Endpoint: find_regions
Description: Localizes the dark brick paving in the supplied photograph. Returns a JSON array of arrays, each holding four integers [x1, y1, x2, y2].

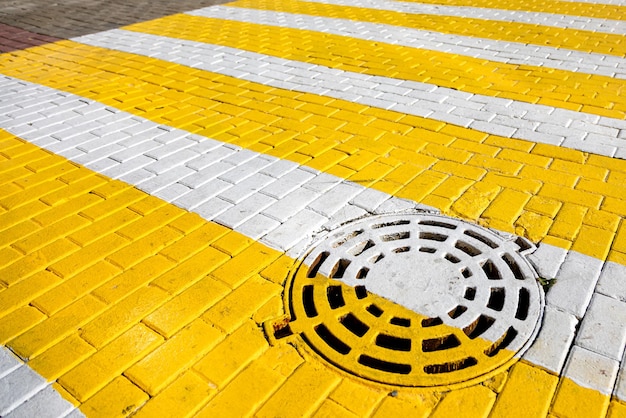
[[0, 0, 232, 45]]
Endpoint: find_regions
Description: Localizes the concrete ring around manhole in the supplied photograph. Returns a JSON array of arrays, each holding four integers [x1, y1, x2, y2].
[[265, 212, 545, 389]]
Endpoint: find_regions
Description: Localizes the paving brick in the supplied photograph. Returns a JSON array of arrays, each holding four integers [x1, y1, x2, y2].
[[3, 384, 75, 418], [576, 293, 626, 361], [78, 376, 148, 418], [0, 365, 47, 416], [58, 324, 163, 402], [193, 321, 268, 388], [126, 319, 224, 396], [28, 334, 96, 381]]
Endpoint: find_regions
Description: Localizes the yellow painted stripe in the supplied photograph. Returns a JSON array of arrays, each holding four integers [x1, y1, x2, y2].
[[125, 13, 626, 119], [397, 0, 626, 21], [225, 0, 626, 57], [1, 42, 625, 265]]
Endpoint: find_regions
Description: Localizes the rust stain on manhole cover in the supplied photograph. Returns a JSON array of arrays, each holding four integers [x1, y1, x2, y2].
[[266, 213, 545, 388]]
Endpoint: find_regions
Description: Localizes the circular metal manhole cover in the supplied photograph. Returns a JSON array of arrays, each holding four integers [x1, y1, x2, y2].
[[271, 213, 544, 388]]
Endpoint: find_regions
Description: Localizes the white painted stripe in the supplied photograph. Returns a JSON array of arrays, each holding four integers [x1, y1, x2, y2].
[[186, 5, 626, 79], [74, 29, 626, 159], [2, 75, 626, 397], [306, 0, 626, 35]]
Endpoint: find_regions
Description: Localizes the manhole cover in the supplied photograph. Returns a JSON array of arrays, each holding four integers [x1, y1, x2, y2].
[[269, 213, 544, 388]]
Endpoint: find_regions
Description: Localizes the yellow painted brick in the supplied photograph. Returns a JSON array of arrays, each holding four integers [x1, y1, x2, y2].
[[151, 246, 229, 294], [252, 294, 284, 324], [35, 193, 102, 225], [13, 163, 77, 189], [203, 275, 282, 333], [482, 189, 531, 226], [431, 176, 474, 200], [52, 382, 80, 407], [483, 173, 542, 194], [539, 183, 603, 209], [194, 321, 268, 388], [0, 247, 22, 269], [80, 285, 169, 348], [340, 150, 380, 171], [28, 334, 96, 381], [167, 212, 206, 234], [468, 155, 522, 175], [551, 378, 610, 418], [587, 154, 626, 174], [608, 400, 626, 418], [210, 242, 281, 288], [0, 200, 48, 232], [578, 178, 624, 201], [520, 165, 578, 188], [0, 220, 40, 248], [106, 226, 181, 269], [433, 160, 485, 181], [550, 159, 607, 181], [532, 143, 586, 164], [91, 179, 134, 199], [48, 233, 128, 279], [0, 270, 61, 317], [549, 203, 588, 241], [431, 385, 496, 418], [212, 231, 255, 257], [450, 182, 501, 221], [133, 370, 215, 418], [0, 306, 46, 345], [93, 255, 174, 303], [68, 208, 141, 247], [126, 319, 224, 396], [79, 376, 149, 418], [608, 250, 626, 265], [584, 209, 621, 232], [39, 176, 106, 207], [372, 394, 435, 418], [423, 143, 472, 163], [0, 239, 78, 286], [59, 324, 163, 402], [13, 215, 91, 254], [143, 276, 230, 338], [33, 261, 119, 316], [255, 363, 341, 417], [572, 225, 614, 260], [525, 196, 561, 218], [603, 197, 626, 216], [490, 362, 558, 418], [260, 254, 294, 285], [614, 222, 626, 254], [116, 204, 185, 241], [451, 138, 499, 156], [329, 379, 386, 417], [9, 294, 106, 359], [314, 400, 356, 418], [78, 188, 145, 221], [516, 211, 553, 243], [398, 170, 448, 203], [195, 358, 284, 418], [347, 161, 395, 187]]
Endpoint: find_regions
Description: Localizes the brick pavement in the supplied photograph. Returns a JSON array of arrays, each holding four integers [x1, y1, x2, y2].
[[1, 0, 626, 416]]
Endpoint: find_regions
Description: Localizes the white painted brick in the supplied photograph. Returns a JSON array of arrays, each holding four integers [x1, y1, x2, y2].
[[0, 348, 21, 379], [261, 168, 316, 199], [450, 107, 496, 122], [119, 168, 156, 184], [302, 172, 342, 193], [109, 141, 160, 163], [563, 345, 619, 395], [261, 209, 329, 251], [596, 262, 626, 303], [527, 244, 568, 280], [561, 138, 617, 157], [598, 117, 626, 130], [185, 147, 238, 171], [514, 128, 563, 145], [180, 162, 235, 189], [195, 197, 233, 221], [145, 138, 196, 159], [390, 104, 433, 119], [174, 178, 232, 210], [546, 251, 604, 318], [491, 115, 539, 130], [0, 365, 47, 416], [570, 120, 620, 136], [102, 155, 154, 180], [323, 205, 369, 230], [350, 188, 393, 212], [136, 166, 195, 194], [221, 148, 261, 166], [4, 385, 75, 418], [154, 183, 192, 204], [218, 173, 275, 204], [307, 183, 364, 217], [427, 111, 472, 127], [237, 213, 282, 240], [144, 149, 200, 175], [260, 159, 298, 178], [470, 121, 517, 137], [375, 197, 421, 214], [262, 188, 321, 222], [523, 305, 578, 374], [576, 293, 626, 360], [214, 193, 277, 228]]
